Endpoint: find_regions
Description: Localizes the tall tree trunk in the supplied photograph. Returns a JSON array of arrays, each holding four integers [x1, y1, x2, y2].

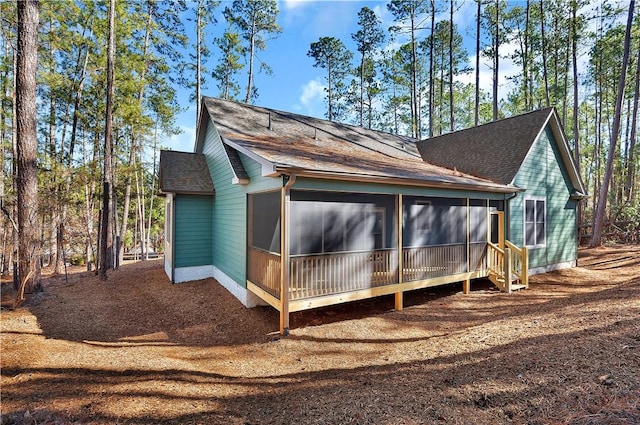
[[359, 50, 364, 127], [411, 13, 419, 138], [82, 133, 96, 270], [591, 0, 635, 247], [100, 0, 116, 278], [448, 1, 454, 132], [245, 28, 255, 103], [524, 0, 530, 110], [571, 0, 582, 240], [327, 62, 333, 121], [492, 0, 499, 121], [146, 124, 159, 250], [474, 0, 481, 126], [428, 0, 435, 137], [562, 12, 569, 126], [16, 0, 41, 293], [11, 43, 18, 288], [540, 0, 550, 107], [196, 0, 202, 123], [625, 46, 640, 202], [119, 4, 152, 264]]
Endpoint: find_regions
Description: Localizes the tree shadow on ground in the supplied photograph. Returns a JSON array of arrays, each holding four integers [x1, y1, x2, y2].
[[2, 316, 639, 424]]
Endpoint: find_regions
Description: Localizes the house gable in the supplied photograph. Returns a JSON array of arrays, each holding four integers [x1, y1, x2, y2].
[[199, 109, 280, 293], [509, 124, 580, 271]]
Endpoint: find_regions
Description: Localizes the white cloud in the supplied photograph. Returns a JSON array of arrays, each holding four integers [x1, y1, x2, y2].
[[296, 78, 325, 117], [282, 0, 315, 10], [456, 39, 519, 102], [167, 125, 197, 153]]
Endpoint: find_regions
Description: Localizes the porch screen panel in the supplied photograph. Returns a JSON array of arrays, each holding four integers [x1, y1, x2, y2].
[[469, 200, 488, 271], [249, 191, 281, 253], [402, 196, 467, 282], [247, 191, 281, 299], [289, 191, 396, 300]]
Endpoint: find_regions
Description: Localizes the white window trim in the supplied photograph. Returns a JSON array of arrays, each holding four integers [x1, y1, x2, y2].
[[523, 196, 546, 248]]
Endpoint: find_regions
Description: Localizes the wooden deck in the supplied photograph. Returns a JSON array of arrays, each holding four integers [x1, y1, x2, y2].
[[247, 241, 529, 315]]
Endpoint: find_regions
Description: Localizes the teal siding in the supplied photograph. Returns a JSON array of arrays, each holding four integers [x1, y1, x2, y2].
[[511, 127, 577, 269], [174, 195, 213, 267], [201, 121, 280, 287]]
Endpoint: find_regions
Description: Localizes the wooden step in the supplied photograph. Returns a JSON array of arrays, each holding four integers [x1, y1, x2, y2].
[[510, 284, 526, 291]]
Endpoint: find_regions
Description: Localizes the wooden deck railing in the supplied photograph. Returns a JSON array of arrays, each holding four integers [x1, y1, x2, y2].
[[247, 247, 281, 298], [469, 242, 487, 272], [487, 241, 528, 291], [487, 242, 505, 279], [289, 249, 396, 300], [402, 243, 466, 282], [250, 241, 527, 303], [505, 240, 528, 288]]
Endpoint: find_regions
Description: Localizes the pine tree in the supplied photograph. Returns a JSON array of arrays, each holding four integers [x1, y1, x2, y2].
[[307, 37, 353, 122], [223, 0, 281, 104], [351, 6, 384, 128], [16, 0, 41, 292], [213, 26, 244, 100]]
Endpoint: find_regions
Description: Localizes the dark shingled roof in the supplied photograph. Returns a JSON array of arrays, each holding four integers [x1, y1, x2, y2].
[[416, 108, 554, 185], [198, 97, 519, 193], [159, 150, 214, 194]]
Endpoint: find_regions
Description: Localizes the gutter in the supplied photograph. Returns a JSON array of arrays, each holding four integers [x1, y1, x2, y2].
[[504, 191, 520, 241]]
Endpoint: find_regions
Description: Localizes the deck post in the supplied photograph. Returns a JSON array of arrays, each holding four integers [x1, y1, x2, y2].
[[464, 198, 470, 294], [463, 279, 471, 294], [504, 247, 512, 293], [395, 194, 403, 311], [522, 246, 528, 288], [280, 173, 295, 335]]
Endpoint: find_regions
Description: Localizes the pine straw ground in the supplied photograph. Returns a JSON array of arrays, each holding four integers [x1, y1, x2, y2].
[[1, 246, 639, 425]]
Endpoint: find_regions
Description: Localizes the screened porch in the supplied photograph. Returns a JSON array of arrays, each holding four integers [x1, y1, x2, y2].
[[245, 189, 525, 333]]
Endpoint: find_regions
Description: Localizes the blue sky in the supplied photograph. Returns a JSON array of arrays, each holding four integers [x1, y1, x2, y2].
[[167, 0, 498, 152], [165, 0, 605, 152]]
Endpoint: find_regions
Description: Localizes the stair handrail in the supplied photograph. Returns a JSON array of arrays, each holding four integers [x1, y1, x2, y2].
[[486, 242, 506, 291], [504, 240, 529, 288]]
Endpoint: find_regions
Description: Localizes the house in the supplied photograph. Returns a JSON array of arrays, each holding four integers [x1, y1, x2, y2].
[[159, 97, 586, 334]]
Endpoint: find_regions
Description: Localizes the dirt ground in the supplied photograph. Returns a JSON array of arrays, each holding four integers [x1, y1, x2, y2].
[[1, 245, 639, 425]]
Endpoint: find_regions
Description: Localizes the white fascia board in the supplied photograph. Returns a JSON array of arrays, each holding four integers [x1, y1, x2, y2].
[[223, 137, 278, 177]]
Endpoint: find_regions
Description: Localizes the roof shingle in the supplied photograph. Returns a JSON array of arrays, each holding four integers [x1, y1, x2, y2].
[[416, 108, 554, 185], [159, 150, 215, 195], [201, 97, 518, 193]]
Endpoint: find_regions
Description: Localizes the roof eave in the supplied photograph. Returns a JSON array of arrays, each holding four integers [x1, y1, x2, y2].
[[570, 190, 589, 200], [160, 189, 215, 196], [274, 166, 522, 194]]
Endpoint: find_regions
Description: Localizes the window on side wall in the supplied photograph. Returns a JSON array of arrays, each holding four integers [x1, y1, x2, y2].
[[524, 198, 546, 247]]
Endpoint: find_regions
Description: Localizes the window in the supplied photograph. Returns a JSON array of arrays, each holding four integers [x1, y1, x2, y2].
[[524, 198, 546, 247], [413, 200, 431, 233]]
